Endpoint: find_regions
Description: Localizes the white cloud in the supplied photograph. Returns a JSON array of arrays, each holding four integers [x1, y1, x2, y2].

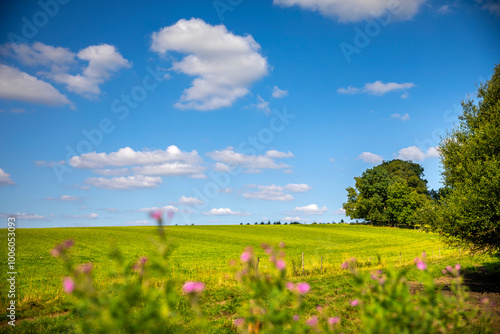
[[477, 0, 500, 16], [0, 64, 71, 106], [203, 208, 250, 216], [93, 168, 129, 176], [214, 162, 231, 172], [358, 152, 384, 164], [272, 85, 288, 98], [50, 44, 131, 96], [62, 213, 99, 219], [100, 208, 119, 213], [338, 81, 415, 96], [273, 0, 427, 22], [85, 175, 162, 190], [0, 212, 50, 220], [292, 204, 328, 215], [333, 208, 346, 215], [151, 18, 268, 110], [0, 168, 15, 186], [283, 216, 302, 221], [207, 147, 293, 172], [35, 160, 66, 167], [219, 187, 233, 193], [70, 146, 205, 177], [124, 220, 150, 225], [396, 146, 439, 161], [391, 113, 410, 121], [437, 5, 451, 14], [337, 86, 359, 94], [285, 183, 312, 193], [177, 196, 204, 206], [47, 195, 81, 201], [255, 95, 270, 113], [242, 183, 310, 201], [138, 205, 179, 213], [1, 42, 76, 72]]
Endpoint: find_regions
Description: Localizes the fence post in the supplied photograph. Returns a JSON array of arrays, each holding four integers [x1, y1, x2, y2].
[[302, 253, 304, 275]]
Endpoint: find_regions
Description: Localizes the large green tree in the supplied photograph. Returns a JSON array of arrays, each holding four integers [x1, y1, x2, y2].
[[343, 159, 430, 226], [436, 63, 500, 252]]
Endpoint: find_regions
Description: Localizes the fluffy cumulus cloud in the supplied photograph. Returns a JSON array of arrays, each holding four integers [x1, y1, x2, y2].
[[338, 81, 415, 96], [292, 204, 328, 215], [0, 168, 15, 186], [151, 18, 268, 110], [283, 216, 302, 221], [207, 148, 293, 173], [85, 175, 162, 190], [242, 183, 311, 201], [177, 196, 204, 206], [333, 208, 346, 215], [50, 44, 131, 96], [273, 0, 427, 22], [203, 208, 250, 216], [358, 152, 384, 164], [396, 146, 439, 161], [272, 85, 288, 98], [0, 64, 71, 106], [391, 113, 410, 121], [70, 145, 205, 178], [0, 42, 76, 72]]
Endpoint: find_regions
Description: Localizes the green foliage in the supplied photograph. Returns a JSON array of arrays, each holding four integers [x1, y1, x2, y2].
[[343, 256, 493, 334], [437, 63, 500, 252], [343, 159, 431, 226]]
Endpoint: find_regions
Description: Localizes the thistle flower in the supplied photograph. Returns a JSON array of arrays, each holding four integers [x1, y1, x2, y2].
[[350, 299, 359, 307], [63, 277, 74, 294], [328, 317, 340, 326], [183, 281, 205, 294], [297, 282, 310, 294], [306, 316, 318, 327]]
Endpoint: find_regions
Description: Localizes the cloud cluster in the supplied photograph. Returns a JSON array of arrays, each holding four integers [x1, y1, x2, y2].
[[0, 168, 15, 186], [391, 113, 410, 121], [338, 81, 415, 96], [0, 212, 49, 220], [207, 148, 293, 173], [85, 175, 162, 190], [273, 0, 427, 22], [272, 85, 288, 98], [62, 213, 99, 219], [292, 204, 328, 215], [242, 183, 311, 201], [0, 42, 130, 106], [0, 64, 71, 106], [358, 152, 384, 164], [396, 146, 439, 161], [151, 18, 268, 110]]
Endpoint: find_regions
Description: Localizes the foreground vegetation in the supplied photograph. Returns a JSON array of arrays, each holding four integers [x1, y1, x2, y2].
[[1, 224, 497, 333]]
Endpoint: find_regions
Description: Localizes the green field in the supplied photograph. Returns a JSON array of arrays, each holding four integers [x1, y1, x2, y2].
[[1, 224, 496, 333]]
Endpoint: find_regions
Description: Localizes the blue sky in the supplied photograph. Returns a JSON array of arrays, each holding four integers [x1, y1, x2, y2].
[[1, 0, 499, 228]]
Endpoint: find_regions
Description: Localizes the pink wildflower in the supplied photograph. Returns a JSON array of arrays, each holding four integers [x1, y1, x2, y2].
[[293, 314, 300, 321], [139, 256, 148, 264], [63, 239, 74, 249], [63, 277, 74, 294], [341, 261, 348, 269], [183, 281, 204, 294], [455, 264, 461, 271], [286, 282, 295, 291], [50, 247, 61, 257], [234, 318, 244, 326], [306, 316, 318, 327], [446, 265, 453, 272], [328, 317, 340, 326], [276, 259, 286, 271], [297, 282, 310, 294], [350, 299, 359, 307], [240, 250, 251, 263], [150, 210, 163, 220], [416, 261, 427, 271], [78, 262, 93, 274]]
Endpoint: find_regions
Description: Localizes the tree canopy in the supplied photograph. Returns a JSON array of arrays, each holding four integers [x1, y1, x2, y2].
[[435, 63, 500, 252], [343, 159, 430, 226]]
